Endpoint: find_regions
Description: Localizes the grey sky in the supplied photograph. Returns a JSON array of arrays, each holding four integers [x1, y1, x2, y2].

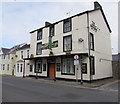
[[1, 0, 118, 54]]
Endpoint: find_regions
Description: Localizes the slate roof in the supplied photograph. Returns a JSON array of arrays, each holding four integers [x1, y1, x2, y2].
[[1, 48, 10, 54]]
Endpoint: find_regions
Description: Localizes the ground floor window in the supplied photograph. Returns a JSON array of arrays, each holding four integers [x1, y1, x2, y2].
[[20, 64, 23, 72], [35, 60, 42, 73], [7, 64, 9, 70], [56, 63, 61, 72], [90, 56, 95, 75], [43, 64, 46, 71], [30, 65, 33, 72], [62, 58, 75, 75], [17, 64, 19, 72], [3, 64, 5, 70]]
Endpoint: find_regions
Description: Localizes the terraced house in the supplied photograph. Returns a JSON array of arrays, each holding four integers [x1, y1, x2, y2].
[[0, 43, 30, 77], [15, 44, 30, 77], [0, 48, 16, 75], [25, 2, 112, 81]]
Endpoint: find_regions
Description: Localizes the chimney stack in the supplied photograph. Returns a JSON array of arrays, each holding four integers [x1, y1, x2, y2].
[[94, 1, 102, 9], [45, 21, 51, 27]]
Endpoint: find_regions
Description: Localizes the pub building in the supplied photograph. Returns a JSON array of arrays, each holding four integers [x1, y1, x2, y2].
[[24, 2, 112, 81]]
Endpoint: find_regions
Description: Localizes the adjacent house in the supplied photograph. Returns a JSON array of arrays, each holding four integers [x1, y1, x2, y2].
[[15, 44, 30, 77], [0, 43, 30, 77], [0, 48, 16, 75], [24, 2, 112, 81]]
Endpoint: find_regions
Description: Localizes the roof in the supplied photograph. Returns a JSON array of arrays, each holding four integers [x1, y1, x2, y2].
[[30, 8, 111, 33], [1, 48, 10, 54], [9, 43, 27, 54], [18, 44, 30, 50]]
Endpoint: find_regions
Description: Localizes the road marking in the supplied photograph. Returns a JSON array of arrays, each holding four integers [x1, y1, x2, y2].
[[95, 80, 120, 89]]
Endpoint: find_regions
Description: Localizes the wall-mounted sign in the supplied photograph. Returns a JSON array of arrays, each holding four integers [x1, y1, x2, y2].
[[90, 21, 100, 32], [74, 60, 79, 65], [74, 55, 79, 60], [81, 63, 87, 74]]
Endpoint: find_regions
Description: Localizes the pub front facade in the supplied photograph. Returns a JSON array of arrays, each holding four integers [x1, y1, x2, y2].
[[25, 2, 112, 81]]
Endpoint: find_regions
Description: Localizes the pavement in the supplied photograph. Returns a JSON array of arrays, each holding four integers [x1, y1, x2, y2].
[[2, 75, 119, 102], [25, 76, 119, 89]]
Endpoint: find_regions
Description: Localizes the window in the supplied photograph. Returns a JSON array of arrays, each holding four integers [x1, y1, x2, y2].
[[17, 64, 19, 72], [3, 64, 5, 70], [62, 58, 75, 75], [53, 41, 58, 48], [20, 64, 23, 72], [35, 60, 42, 73], [37, 30, 42, 40], [63, 19, 72, 33], [43, 64, 46, 71], [7, 64, 9, 70], [36, 42, 42, 55], [30, 65, 33, 72], [2, 55, 5, 59], [8, 55, 10, 59], [90, 33, 94, 51], [63, 35, 72, 52], [21, 51, 23, 59], [81, 63, 87, 74], [27, 50, 29, 58], [56, 63, 60, 72], [90, 56, 95, 75], [49, 25, 54, 37]]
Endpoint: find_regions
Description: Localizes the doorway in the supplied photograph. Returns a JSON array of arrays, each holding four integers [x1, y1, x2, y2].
[[48, 64, 55, 78]]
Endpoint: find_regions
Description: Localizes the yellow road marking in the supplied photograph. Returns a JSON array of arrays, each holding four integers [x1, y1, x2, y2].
[[95, 80, 120, 88]]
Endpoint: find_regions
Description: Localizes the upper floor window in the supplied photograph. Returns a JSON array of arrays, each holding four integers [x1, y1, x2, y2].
[[36, 42, 42, 55], [49, 25, 54, 37], [8, 54, 10, 60], [21, 51, 23, 59], [37, 30, 42, 40], [63, 35, 72, 52], [2, 55, 5, 59], [90, 33, 94, 51], [27, 50, 29, 58], [63, 18, 72, 33]]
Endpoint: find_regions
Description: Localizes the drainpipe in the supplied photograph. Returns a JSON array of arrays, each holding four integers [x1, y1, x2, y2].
[[87, 12, 92, 83]]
